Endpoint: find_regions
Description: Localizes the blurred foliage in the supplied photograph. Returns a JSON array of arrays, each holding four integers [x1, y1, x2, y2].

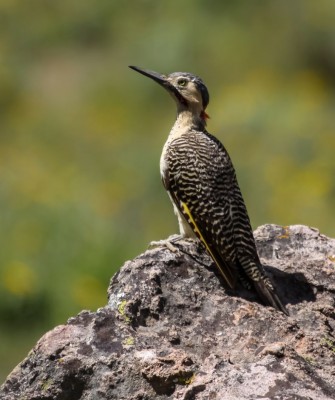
[[0, 0, 334, 383]]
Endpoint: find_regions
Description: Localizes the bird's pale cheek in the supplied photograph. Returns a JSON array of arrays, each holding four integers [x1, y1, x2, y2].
[[186, 94, 200, 103]]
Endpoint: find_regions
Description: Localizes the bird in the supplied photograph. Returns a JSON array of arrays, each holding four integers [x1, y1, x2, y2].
[[129, 65, 288, 315]]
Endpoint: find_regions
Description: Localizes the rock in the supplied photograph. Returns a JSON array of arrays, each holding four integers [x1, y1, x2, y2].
[[1, 224, 335, 400]]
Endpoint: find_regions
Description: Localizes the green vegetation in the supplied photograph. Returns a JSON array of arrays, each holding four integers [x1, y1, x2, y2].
[[1, 0, 334, 383]]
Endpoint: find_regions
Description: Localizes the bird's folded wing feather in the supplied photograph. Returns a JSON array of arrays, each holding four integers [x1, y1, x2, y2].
[[162, 133, 248, 288]]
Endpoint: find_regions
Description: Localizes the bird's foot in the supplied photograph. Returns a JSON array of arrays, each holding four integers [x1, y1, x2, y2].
[[148, 234, 183, 253]]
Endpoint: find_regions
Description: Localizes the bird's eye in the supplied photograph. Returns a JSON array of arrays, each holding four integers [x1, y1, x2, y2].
[[177, 78, 188, 87]]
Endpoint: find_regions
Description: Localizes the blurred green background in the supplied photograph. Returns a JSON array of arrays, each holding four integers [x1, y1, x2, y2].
[[1, 0, 334, 382]]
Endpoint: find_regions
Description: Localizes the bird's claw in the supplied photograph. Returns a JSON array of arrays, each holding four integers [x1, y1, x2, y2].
[[148, 235, 183, 254]]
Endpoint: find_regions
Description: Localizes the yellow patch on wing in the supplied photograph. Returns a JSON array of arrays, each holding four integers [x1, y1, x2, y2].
[[180, 200, 235, 288]]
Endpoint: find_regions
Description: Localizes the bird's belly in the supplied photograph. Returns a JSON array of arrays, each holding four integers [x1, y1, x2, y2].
[[160, 152, 168, 179], [160, 143, 196, 239], [160, 140, 171, 179]]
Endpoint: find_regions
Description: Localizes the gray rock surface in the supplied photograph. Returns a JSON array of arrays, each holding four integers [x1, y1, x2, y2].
[[1, 224, 335, 399]]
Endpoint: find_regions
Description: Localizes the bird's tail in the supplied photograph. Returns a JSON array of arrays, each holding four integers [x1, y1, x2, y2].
[[253, 278, 289, 316]]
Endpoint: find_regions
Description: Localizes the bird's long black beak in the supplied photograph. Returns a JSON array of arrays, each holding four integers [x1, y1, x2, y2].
[[129, 66, 168, 87], [129, 65, 187, 107]]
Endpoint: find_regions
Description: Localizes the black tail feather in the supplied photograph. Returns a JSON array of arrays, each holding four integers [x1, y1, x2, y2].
[[253, 280, 289, 316]]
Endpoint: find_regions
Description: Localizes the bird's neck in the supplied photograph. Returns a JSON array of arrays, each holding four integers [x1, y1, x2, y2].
[[171, 109, 206, 137]]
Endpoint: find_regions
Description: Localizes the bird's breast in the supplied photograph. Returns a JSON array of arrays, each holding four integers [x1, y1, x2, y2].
[[160, 139, 170, 180]]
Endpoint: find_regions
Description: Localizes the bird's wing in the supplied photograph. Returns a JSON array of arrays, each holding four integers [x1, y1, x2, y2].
[[163, 133, 246, 289], [167, 186, 238, 289]]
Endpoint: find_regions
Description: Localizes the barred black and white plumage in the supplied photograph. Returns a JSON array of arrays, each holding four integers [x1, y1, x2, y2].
[[129, 65, 288, 315]]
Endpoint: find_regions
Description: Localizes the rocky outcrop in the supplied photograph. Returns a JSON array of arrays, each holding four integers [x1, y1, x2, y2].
[[1, 224, 335, 399]]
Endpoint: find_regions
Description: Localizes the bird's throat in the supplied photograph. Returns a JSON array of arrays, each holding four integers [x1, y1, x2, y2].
[[172, 110, 206, 137]]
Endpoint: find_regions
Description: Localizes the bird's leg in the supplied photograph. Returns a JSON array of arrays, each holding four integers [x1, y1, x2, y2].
[[149, 234, 199, 258], [149, 205, 199, 253], [148, 234, 184, 253]]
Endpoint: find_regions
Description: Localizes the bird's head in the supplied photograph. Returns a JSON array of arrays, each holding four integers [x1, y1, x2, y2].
[[129, 66, 210, 121]]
